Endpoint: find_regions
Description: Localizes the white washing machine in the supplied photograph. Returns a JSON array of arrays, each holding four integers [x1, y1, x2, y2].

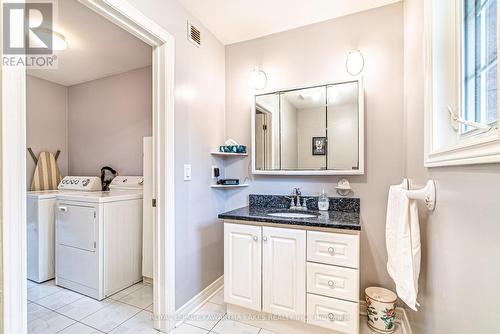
[[27, 177, 102, 283], [55, 176, 143, 300]]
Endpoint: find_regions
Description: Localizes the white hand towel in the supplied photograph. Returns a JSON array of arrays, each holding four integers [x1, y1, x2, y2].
[[385, 180, 421, 311]]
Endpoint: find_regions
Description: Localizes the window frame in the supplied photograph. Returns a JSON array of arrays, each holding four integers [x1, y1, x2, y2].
[[424, 0, 500, 167], [462, 0, 498, 135]]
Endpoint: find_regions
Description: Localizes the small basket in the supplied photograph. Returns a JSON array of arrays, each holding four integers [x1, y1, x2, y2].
[[365, 287, 397, 333], [219, 145, 246, 153]]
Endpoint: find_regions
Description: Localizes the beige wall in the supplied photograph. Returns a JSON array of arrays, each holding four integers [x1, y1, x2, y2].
[[225, 3, 404, 296], [126, 0, 227, 309], [26, 76, 68, 188], [68, 66, 152, 176], [403, 1, 500, 333]]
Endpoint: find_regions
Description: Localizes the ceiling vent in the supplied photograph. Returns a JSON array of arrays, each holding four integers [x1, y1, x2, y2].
[[188, 22, 201, 47]]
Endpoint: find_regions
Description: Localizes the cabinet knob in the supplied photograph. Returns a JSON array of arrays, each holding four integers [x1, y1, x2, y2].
[[328, 313, 335, 321], [253, 236, 258, 241], [328, 247, 335, 254], [262, 236, 268, 242], [328, 280, 335, 287]]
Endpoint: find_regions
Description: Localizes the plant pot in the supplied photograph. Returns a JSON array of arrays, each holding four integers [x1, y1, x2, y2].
[[365, 287, 397, 333]]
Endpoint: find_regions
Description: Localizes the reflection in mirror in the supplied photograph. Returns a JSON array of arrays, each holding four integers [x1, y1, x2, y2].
[[255, 93, 280, 170], [280, 86, 327, 170], [254, 80, 362, 174], [327, 82, 359, 170]]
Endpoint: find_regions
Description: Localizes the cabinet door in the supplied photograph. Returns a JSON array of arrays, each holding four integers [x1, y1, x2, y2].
[[262, 226, 306, 320], [224, 223, 262, 311]]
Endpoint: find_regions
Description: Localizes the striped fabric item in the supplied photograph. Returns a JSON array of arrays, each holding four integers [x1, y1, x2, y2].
[[31, 151, 63, 191]]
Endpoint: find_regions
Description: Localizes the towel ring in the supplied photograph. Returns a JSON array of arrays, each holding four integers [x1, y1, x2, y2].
[[406, 180, 436, 211]]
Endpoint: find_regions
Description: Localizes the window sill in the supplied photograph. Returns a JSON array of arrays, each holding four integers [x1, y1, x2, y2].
[[425, 133, 500, 167]]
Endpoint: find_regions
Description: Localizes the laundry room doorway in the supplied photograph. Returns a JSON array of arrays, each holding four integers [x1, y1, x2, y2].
[[1, 1, 176, 333]]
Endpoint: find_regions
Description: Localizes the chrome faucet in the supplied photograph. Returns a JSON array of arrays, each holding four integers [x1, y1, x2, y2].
[[289, 188, 309, 211]]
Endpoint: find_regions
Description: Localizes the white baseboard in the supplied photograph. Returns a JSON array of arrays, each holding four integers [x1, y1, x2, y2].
[[174, 275, 224, 328], [359, 300, 413, 334], [174, 278, 413, 334]]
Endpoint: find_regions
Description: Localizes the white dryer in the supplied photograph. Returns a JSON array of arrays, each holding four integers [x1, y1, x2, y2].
[[55, 176, 143, 300], [27, 177, 102, 283]]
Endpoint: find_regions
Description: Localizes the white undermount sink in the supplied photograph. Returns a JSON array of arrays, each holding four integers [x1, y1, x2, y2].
[[267, 212, 317, 219]]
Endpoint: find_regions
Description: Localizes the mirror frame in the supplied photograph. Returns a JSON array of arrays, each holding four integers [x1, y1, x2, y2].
[[251, 78, 365, 176]]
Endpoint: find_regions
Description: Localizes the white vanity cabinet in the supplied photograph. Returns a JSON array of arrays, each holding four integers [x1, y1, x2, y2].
[[262, 226, 306, 319], [224, 221, 361, 334], [224, 223, 262, 311], [224, 223, 306, 316]]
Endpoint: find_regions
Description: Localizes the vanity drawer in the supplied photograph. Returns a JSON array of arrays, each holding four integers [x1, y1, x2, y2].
[[307, 293, 359, 334], [307, 231, 359, 268], [307, 262, 359, 302]]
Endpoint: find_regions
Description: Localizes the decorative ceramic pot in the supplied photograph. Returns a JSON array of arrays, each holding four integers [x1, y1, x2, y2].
[[365, 287, 397, 333]]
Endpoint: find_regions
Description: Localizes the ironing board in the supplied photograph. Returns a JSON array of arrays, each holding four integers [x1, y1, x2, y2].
[[28, 148, 62, 191]]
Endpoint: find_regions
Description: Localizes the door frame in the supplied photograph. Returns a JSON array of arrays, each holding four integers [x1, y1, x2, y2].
[[1, 0, 176, 332]]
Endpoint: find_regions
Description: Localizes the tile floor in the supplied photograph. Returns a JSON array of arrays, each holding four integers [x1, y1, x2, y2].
[[171, 290, 404, 334], [27, 279, 155, 334], [27, 282, 403, 334]]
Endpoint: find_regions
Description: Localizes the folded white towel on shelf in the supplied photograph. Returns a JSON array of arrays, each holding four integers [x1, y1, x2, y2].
[[385, 179, 421, 311]]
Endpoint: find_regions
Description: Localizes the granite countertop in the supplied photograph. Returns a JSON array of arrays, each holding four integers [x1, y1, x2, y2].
[[218, 194, 361, 231]]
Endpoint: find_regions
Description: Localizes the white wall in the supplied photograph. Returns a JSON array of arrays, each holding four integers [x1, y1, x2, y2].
[[26, 76, 68, 188], [225, 3, 404, 296], [68, 66, 152, 176], [126, 0, 227, 309], [403, 1, 500, 333]]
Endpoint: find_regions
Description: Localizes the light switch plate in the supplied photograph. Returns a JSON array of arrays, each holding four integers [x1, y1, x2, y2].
[[184, 164, 192, 181]]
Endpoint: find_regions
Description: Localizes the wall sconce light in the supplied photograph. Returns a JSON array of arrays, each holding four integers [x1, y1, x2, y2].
[[346, 50, 364, 76], [248, 66, 267, 90]]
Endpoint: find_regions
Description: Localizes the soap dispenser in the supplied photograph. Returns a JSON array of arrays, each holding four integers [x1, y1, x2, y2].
[[318, 189, 329, 211]]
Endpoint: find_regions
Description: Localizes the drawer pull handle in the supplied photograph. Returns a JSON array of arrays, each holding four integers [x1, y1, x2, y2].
[[328, 313, 335, 321], [328, 280, 335, 287], [253, 236, 258, 241], [328, 247, 335, 254]]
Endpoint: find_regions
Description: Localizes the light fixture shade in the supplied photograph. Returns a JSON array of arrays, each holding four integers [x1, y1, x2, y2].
[[248, 66, 267, 90], [52, 31, 68, 51], [346, 50, 364, 76], [38, 28, 68, 51]]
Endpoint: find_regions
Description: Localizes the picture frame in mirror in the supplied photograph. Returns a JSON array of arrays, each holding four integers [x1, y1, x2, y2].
[[312, 137, 327, 156]]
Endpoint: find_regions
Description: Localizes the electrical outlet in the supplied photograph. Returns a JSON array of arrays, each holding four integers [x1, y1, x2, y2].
[[184, 164, 192, 181]]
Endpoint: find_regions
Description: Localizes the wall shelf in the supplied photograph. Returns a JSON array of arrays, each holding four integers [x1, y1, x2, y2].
[[210, 152, 248, 157], [210, 148, 249, 190], [210, 184, 249, 189]]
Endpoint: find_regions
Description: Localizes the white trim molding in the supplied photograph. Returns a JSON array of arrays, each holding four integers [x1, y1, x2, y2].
[[1, 63, 28, 334], [423, 0, 500, 167], [175, 276, 224, 328], [79, 1, 177, 332], [2, 0, 176, 332]]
